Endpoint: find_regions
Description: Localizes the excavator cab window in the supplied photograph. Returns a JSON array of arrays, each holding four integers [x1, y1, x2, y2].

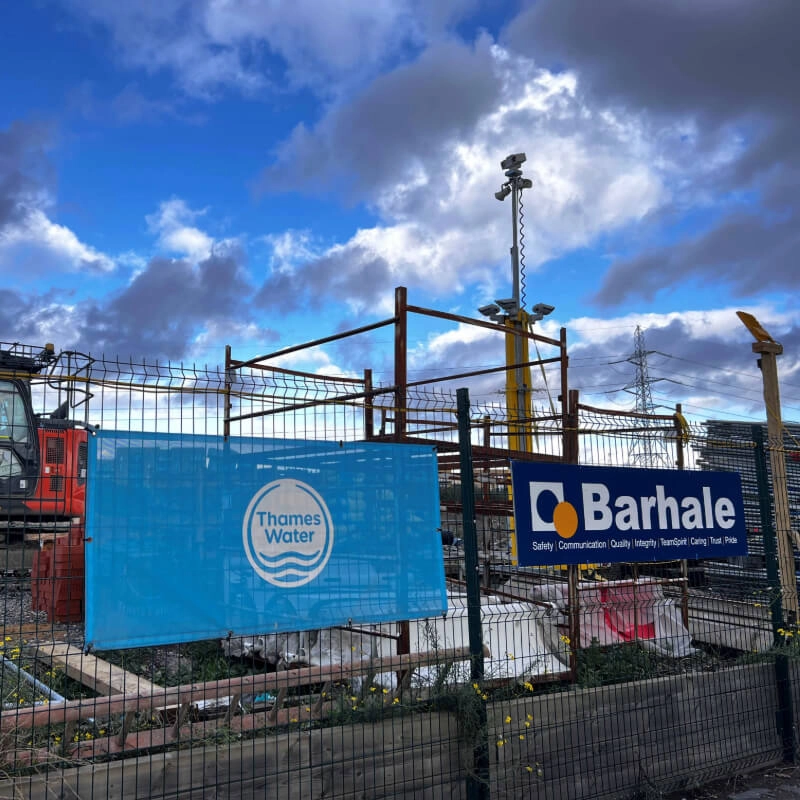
[[0, 380, 35, 478], [0, 381, 31, 444]]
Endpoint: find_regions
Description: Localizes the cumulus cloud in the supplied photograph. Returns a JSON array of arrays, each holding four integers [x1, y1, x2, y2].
[[0, 120, 114, 275], [76, 252, 254, 359], [146, 198, 235, 264], [257, 42, 667, 314], [1, 209, 114, 273], [59, 0, 480, 96], [508, 0, 800, 306]]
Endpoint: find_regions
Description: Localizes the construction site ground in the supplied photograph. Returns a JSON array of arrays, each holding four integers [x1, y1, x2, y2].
[[666, 764, 800, 799]]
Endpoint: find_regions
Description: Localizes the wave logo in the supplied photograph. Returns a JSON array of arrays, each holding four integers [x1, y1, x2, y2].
[[529, 482, 579, 539], [243, 480, 334, 588]]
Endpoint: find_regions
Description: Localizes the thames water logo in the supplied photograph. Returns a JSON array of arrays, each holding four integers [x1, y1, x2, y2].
[[243, 480, 334, 588]]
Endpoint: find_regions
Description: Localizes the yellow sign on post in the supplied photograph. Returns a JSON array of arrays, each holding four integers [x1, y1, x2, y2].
[[736, 310, 775, 343]]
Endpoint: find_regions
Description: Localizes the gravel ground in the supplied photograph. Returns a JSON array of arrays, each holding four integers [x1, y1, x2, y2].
[[0, 580, 84, 644]]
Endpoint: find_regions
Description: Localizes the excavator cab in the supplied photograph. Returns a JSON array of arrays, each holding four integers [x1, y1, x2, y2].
[[0, 350, 46, 509]]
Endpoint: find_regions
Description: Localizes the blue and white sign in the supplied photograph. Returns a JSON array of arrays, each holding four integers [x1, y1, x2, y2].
[[511, 462, 748, 566], [85, 432, 447, 650]]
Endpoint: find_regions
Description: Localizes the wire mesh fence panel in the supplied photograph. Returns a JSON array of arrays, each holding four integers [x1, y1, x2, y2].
[[448, 403, 800, 799], [2, 343, 800, 798]]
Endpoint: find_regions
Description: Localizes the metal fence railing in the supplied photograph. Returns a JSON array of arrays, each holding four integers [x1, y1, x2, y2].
[[0, 347, 798, 799]]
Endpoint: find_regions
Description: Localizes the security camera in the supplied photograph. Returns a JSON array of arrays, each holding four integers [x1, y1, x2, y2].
[[532, 303, 555, 317], [494, 298, 519, 315], [501, 152, 527, 171], [478, 303, 501, 317]]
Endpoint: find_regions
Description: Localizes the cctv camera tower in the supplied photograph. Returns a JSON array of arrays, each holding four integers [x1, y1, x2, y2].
[[495, 154, 535, 454], [627, 325, 670, 467]]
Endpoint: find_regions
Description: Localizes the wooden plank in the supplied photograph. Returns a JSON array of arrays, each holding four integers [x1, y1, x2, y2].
[[5, 645, 476, 732], [34, 643, 164, 698]]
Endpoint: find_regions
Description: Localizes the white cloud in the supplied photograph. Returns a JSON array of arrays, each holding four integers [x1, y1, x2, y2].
[[263, 229, 321, 273], [146, 198, 217, 263], [280, 45, 668, 311], [61, 0, 479, 96], [567, 305, 793, 350], [0, 208, 114, 273]]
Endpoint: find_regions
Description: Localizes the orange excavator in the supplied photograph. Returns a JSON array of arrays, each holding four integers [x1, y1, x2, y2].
[[0, 342, 90, 621]]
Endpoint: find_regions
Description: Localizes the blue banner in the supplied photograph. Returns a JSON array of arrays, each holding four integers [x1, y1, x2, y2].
[[85, 432, 447, 649], [511, 462, 747, 566]]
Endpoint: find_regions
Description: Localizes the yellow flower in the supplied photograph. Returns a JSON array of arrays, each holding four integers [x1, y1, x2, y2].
[[472, 682, 479, 690], [519, 734, 525, 741], [526, 766, 533, 773], [496, 739, 506, 747], [754, 603, 762, 608], [559, 635, 571, 645], [523, 682, 534, 692], [350, 696, 357, 702], [369, 687, 376, 693], [481, 693, 488, 700], [290, 718, 298, 723], [504, 715, 512, 724], [526, 713, 533, 721], [305, 707, 311, 712], [506, 652, 515, 660], [382, 688, 388, 694], [392, 698, 400, 705], [525, 721, 531, 728]]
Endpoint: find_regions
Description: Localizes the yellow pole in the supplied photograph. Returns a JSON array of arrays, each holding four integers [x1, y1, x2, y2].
[[505, 311, 532, 566], [505, 312, 532, 454]]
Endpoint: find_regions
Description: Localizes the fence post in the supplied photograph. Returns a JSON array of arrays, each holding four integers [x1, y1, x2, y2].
[[674, 403, 689, 627], [753, 424, 796, 763], [363, 368, 374, 440], [566, 389, 580, 677], [457, 388, 489, 799], [223, 344, 232, 440]]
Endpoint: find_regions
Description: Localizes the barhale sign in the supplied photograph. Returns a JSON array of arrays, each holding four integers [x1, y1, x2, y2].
[[510, 462, 748, 566]]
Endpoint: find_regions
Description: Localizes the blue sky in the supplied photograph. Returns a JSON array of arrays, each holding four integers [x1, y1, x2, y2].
[[1, 0, 798, 422]]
